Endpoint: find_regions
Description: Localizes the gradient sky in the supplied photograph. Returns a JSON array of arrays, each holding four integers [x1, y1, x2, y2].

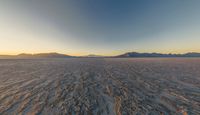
[[0, 0, 200, 56]]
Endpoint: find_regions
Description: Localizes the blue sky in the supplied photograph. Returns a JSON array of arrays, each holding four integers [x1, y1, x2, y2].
[[0, 0, 200, 55]]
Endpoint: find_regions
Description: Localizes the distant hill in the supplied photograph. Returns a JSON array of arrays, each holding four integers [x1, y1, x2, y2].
[[1, 52, 200, 59], [0, 53, 73, 59], [18, 53, 72, 58], [82, 54, 103, 58], [116, 52, 200, 58]]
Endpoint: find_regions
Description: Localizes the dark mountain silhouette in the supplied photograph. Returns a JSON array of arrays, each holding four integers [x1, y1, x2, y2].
[[18, 53, 72, 58], [1, 52, 200, 59], [0, 53, 72, 59], [116, 52, 200, 57], [82, 54, 103, 57]]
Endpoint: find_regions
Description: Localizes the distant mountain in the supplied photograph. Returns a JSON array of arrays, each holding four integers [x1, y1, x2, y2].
[[116, 52, 200, 58], [183, 52, 200, 57], [0, 55, 15, 59], [18, 53, 73, 58], [83, 54, 103, 57], [1, 52, 200, 59], [0, 53, 73, 59]]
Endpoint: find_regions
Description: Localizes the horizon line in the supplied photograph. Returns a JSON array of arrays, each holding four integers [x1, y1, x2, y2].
[[0, 51, 200, 57]]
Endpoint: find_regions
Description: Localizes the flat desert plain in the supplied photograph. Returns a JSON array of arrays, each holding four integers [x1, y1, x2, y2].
[[0, 58, 199, 115]]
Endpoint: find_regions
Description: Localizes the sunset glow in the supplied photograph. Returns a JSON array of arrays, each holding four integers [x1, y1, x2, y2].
[[0, 0, 200, 56]]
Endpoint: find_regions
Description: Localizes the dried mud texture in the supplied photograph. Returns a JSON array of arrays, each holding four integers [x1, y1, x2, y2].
[[0, 58, 200, 115]]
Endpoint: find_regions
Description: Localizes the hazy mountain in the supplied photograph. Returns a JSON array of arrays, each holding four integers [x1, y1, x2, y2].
[[116, 52, 200, 57], [1, 52, 200, 59], [83, 54, 103, 57], [0, 53, 72, 59]]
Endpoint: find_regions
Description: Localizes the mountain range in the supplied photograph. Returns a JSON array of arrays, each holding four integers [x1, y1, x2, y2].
[[0, 52, 200, 58], [0, 53, 73, 59], [116, 52, 200, 58]]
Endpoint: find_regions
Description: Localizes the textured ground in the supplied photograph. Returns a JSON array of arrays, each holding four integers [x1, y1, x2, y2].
[[0, 58, 199, 115]]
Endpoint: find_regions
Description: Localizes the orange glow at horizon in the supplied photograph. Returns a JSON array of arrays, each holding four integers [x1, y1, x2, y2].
[[0, 47, 200, 56], [0, 1, 200, 56]]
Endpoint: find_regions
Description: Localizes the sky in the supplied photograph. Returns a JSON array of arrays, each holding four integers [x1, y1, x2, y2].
[[0, 0, 200, 56]]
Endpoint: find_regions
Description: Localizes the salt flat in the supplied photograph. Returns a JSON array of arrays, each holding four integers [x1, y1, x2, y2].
[[0, 58, 199, 115]]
